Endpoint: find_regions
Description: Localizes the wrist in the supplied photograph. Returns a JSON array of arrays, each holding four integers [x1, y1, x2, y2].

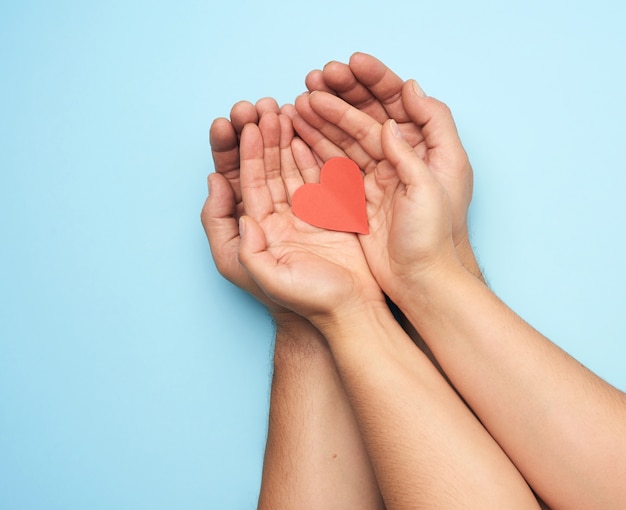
[[272, 312, 331, 365], [454, 235, 485, 283], [312, 298, 398, 349], [382, 249, 463, 311], [271, 309, 311, 332], [394, 259, 473, 326]]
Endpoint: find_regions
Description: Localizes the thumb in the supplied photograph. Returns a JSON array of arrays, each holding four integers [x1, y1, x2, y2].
[[237, 216, 279, 293], [401, 80, 464, 154], [381, 119, 432, 188], [201, 173, 239, 274]]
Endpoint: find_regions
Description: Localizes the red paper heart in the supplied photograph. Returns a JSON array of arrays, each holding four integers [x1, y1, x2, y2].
[[292, 157, 369, 234]]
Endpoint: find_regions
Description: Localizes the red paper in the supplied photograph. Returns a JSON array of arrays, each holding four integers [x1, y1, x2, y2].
[[292, 157, 369, 235]]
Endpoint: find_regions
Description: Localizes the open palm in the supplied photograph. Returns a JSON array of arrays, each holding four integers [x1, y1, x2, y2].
[[291, 53, 473, 249], [237, 117, 383, 320]]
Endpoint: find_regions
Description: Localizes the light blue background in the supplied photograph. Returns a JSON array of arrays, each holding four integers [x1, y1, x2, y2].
[[1, 1, 625, 508]]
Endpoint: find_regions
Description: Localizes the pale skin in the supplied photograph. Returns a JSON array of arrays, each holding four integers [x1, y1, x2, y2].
[[288, 54, 486, 373], [237, 115, 540, 509], [292, 54, 626, 510], [293, 52, 482, 281]]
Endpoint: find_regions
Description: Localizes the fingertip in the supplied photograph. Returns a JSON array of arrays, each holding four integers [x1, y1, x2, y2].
[[348, 51, 368, 66], [290, 134, 308, 153], [238, 215, 247, 238], [389, 119, 403, 139], [295, 91, 311, 107], [348, 52, 382, 84], [321, 60, 345, 77], [240, 122, 254, 137], [209, 117, 237, 151], [239, 122, 264, 161], [306, 90, 329, 109], [237, 215, 253, 260], [381, 119, 404, 158], [231, 101, 258, 132], [255, 97, 280, 116], [321, 60, 356, 91], [305, 69, 330, 92], [381, 119, 423, 181], [407, 79, 427, 98], [382, 118, 407, 147], [281, 104, 299, 124], [237, 215, 267, 271], [305, 68, 321, 81], [204, 172, 231, 206], [258, 109, 279, 129], [295, 92, 324, 124], [201, 173, 236, 242]]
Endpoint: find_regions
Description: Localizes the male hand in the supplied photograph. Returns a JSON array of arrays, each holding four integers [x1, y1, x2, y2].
[[202, 99, 291, 315]]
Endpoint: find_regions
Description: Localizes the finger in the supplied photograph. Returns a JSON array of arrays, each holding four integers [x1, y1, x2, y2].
[[292, 112, 347, 162], [281, 104, 327, 170], [278, 114, 306, 200], [230, 100, 259, 133], [238, 216, 283, 300], [210, 102, 259, 206], [240, 123, 274, 221], [258, 111, 289, 209], [307, 91, 384, 166], [305, 69, 336, 94], [256, 97, 280, 117], [381, 119, 431, 188], [201, 173, 241, 279], [291, 137, 321, 185], [210, 117, 241, 184], [283, 102, 334, 164], [321, 60, 390, 124], [401, 80, 467, 167], [280, 102, 297, 118], [289, 96, 347, 161], [348, 52, 412, 123], [295, 92, 355, 151], [297, 92, 378, 172]]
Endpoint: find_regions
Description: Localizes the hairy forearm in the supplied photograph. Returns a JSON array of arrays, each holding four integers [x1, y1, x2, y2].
[[396, 264, 626, 510], [314, 303, 539, 510], [258, 316, 383, 510]]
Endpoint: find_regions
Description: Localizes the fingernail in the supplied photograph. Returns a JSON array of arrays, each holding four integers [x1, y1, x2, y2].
[[390, 119, 403, 139], [238, 216, 246, 237], [412, 79, 426, 98]]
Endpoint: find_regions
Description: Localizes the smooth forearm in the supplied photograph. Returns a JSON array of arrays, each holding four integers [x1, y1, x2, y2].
[[258, 316, 383, 510], [401, 236, 483, 372], [455, 235, 485, 283], [314, 303, 539, 509], [395, 264, 626, 509]]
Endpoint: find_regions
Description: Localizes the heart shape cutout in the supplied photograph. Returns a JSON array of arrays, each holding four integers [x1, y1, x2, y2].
[[292, 157, 369, 234]]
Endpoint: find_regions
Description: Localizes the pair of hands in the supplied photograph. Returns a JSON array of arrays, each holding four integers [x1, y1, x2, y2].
[[203, 53, 474, 324]]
